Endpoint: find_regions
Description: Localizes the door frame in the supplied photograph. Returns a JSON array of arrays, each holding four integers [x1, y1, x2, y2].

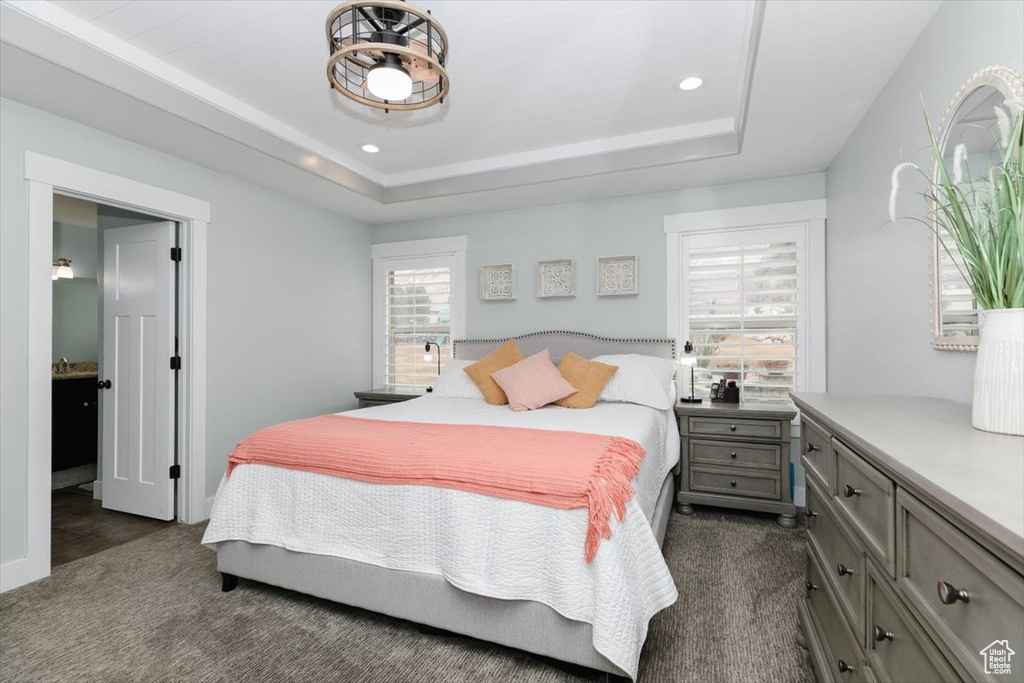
[[6, 151, 209, 591]]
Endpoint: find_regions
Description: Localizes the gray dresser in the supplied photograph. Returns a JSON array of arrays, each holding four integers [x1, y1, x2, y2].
[[793, 393, 1024, 683], [675, 402, 797, 528]]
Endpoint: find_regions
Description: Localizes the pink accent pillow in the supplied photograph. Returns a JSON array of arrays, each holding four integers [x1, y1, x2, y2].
[[490, 349, 578, 412]]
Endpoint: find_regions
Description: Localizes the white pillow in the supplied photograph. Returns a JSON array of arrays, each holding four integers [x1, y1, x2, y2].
[[428, 359, 485, 399], [590, 354, 677, 410]]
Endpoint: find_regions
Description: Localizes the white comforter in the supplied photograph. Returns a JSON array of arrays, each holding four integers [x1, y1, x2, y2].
[[202, 397, 680, 679]]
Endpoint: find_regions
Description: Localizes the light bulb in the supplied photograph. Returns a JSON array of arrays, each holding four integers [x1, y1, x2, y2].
[[367, 61, 412, 101], [423, 353, 433, 362]]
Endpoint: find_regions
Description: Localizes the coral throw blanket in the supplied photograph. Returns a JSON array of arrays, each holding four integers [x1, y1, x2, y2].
[[226, 415, 645, 563]]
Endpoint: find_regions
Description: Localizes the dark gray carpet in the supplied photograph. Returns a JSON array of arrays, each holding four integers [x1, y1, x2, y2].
[[0, 510, 813, 683]]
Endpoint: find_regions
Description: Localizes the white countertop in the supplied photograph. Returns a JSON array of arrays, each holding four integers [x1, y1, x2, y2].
[[792, 393, 1024, 565]]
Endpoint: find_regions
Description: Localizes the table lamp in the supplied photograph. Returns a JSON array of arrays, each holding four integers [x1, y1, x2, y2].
[[679, 340, 702, 404]]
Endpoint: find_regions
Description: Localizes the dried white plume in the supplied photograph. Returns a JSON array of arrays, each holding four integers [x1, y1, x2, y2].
[[994, 105, 1012, 149], [889, 162, 919, 222], [952, 143, 967, 185]]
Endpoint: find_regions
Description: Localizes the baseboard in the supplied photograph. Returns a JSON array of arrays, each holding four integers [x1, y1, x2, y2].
[[0, 554, 47, 593], [204, 496, 216, 520]]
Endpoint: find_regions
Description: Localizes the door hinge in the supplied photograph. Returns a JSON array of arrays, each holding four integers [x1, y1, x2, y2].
[[170, 247, 182, 262], [170, 356, 181, 371], [169, 464, 181, 480]]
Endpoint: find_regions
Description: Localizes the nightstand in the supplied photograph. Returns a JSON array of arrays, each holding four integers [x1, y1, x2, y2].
[[675, 401, 797, 528], [354, 387, 428, 408]]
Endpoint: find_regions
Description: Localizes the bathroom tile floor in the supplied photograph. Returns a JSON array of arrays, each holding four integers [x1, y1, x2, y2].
[[51, 487, 173, 567]]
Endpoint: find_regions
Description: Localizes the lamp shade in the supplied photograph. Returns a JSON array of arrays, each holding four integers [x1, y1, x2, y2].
[[54, 258, 74, 279], [366, 62, 413, 101], [679, 355, 697, 367]]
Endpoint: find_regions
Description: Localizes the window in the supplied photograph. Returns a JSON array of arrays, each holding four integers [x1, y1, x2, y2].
[[935, 234, 979, 339], [372, 237, 467, 388], [666, 201, 826, 404]]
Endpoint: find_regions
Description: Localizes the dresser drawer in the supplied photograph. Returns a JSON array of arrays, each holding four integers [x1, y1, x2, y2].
[[689, 465, 780, 500], [801, 414, 834, 494], [807, 480, 865, 636], [807, 551, 874, 683], [687, 416, 783, 440], [897, 490, 1024, 682], [833, 439, 896, 572], [866, 561, 959, 683], [689, 439, 781, 470]]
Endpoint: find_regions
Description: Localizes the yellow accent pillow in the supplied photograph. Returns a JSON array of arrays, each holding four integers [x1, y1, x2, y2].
[[554, 352, 619, 409], [463, 340, 525, 405]]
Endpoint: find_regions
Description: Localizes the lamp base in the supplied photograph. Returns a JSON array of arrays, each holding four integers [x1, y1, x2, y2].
[[679, 397, 703, 404]]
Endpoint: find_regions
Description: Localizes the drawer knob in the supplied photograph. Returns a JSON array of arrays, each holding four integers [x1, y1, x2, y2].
[[806, 443, 820, 453], [729, 424, 737, 432], [730, 451, 737, 459], [730, 480, 737, 487], [937, 580, 970, 605], [806, 581, 818, 592], [873, 625, 894, 642], [806, 509, 818, 518], [842, 484, 861, 498], [837, 660, 856, 674], [836, 563, 855, 577]]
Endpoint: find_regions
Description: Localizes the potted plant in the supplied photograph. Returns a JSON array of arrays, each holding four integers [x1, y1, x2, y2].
[[890, 98, 1023, 435]]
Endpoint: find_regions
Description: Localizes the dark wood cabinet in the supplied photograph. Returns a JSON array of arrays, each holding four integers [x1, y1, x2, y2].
[[52, 378, 99, 472]]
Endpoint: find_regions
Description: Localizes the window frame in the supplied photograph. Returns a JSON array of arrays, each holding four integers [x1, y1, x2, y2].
[[665, 200, 827, 404], [371, 236, 467, 388]]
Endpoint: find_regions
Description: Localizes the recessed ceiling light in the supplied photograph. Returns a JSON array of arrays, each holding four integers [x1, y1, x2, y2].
[[678, 76, 704, 91], [361, 143, 380, 154]]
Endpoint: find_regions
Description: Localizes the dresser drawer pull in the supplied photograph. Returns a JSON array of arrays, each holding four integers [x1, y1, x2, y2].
[[873, 625, 894, 642], [842, 484, 861, 498], [836, 563, 855, 577], [730, 451, 737, 459], [729, 424, 737, 432], [805, 581, 818, 592], [806, 443, 820, 453], [937, 580, 970, 605], [730, 480, 737, 487], [837, 660, 856, 674]]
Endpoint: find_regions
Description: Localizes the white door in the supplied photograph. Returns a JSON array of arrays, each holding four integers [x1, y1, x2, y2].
[[100, 222, 176, 520]]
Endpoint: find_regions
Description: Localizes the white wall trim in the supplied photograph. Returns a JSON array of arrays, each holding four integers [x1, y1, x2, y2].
[[1, 152, 209, 593], [664, 199, 827, 234], [371, 237, 468, 388], [665, 200, 827, 405]]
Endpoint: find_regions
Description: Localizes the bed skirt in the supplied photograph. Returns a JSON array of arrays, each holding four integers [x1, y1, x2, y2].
[[215, 472, 675, 678]]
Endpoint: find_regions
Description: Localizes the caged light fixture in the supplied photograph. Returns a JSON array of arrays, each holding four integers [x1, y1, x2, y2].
[[326, 0, 450, 113]]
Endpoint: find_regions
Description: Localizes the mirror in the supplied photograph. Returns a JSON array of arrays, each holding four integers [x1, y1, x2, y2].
[[930, 66, 1023, 350]]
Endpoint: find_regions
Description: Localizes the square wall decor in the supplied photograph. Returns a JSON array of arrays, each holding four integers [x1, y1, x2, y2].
[[536, 259, 575, 298], [479, 263, 517, 300], [597, 255, 638, 296]]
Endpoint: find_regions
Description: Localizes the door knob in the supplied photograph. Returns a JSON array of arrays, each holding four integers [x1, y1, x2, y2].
[[97, 379, 111, 390]]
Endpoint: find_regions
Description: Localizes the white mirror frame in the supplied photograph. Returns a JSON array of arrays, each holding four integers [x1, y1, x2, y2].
[[930, 66, 1023, 351]]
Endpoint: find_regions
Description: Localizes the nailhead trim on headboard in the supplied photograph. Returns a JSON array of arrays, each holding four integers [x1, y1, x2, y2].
[[453, 330, 676, 360]]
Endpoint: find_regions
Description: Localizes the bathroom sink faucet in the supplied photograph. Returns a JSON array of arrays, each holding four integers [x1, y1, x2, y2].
[[57, 357, 70, 373]]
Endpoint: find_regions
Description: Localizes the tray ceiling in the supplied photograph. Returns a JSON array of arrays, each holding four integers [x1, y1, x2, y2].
[[0, 0, 941, 222]]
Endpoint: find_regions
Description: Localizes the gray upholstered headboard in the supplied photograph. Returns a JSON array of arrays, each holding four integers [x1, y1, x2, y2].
[[452, 331, 676, 363]]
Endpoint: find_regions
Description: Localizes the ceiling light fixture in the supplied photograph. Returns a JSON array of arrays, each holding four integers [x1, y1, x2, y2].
[[326, 0, 450, 113], [361, 143, 381, 154], [678, 76, 704, 91]]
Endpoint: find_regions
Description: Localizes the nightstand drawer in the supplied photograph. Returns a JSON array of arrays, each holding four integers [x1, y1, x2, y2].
[[688, 416, 783, 440], [897, 489, 1024, 682], [690, 439, 781, 470], [690, 465, 780, 500], [833, 439, 895, 572], [801, 414, 833, 494]]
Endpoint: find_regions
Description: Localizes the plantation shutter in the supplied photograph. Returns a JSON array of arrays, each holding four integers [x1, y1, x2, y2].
[[936, 232, 980, 338], [686, 234, 802, 403], [384, 263, 452, 387]]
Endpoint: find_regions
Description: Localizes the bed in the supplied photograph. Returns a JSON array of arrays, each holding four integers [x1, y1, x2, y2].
[[203, 331, 680, 681]]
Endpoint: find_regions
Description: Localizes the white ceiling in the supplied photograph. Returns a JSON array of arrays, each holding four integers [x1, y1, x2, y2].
[[0, 0, 941, 223]]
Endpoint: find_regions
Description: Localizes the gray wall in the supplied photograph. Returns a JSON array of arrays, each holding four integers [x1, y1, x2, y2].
[[373, 173, 826, 339], [0, 97, 372, 565], [51, 221, 100, 363], [825, 0, 1024, 403]]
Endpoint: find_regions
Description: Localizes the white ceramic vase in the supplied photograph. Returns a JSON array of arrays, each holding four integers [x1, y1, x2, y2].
[[972, 308, 1024, 436]]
